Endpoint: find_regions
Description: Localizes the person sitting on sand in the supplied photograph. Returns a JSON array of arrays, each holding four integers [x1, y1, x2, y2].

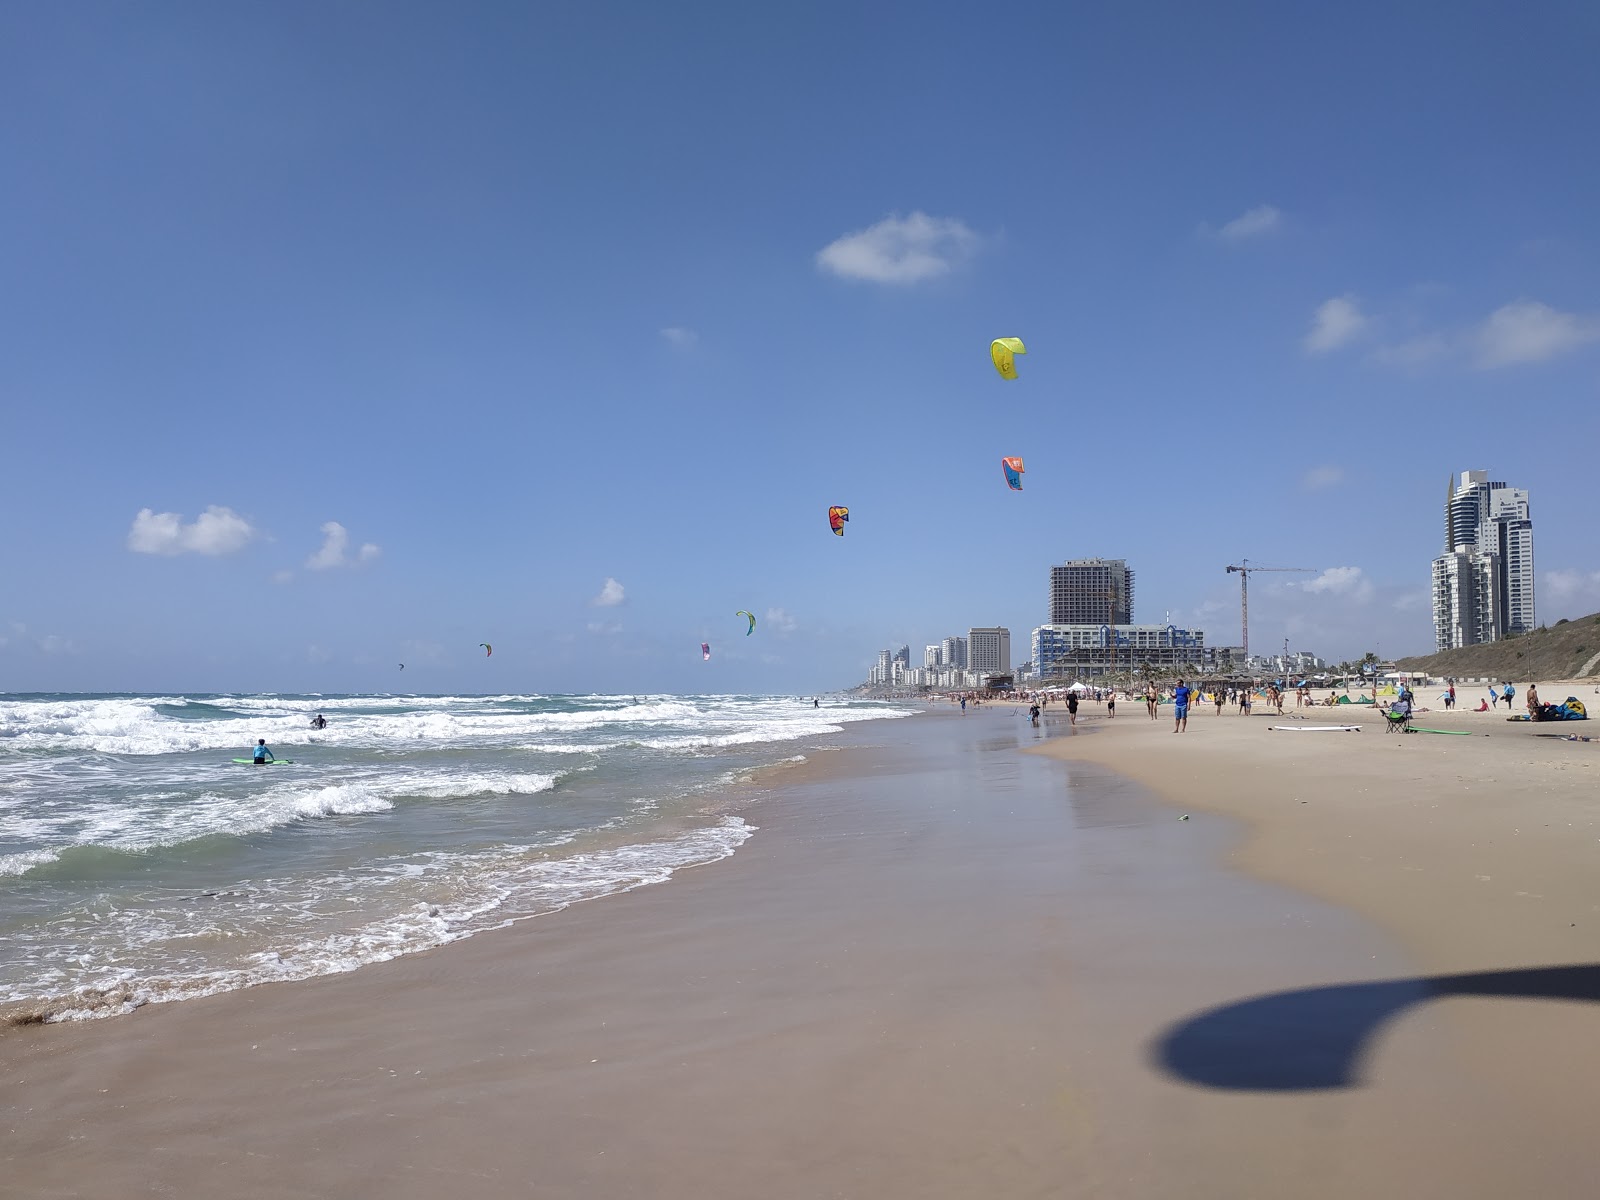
[[1475, 698, 1490, 712]]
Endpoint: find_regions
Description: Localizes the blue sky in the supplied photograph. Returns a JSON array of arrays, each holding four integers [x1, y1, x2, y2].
[[4, 1, 1599, 693]]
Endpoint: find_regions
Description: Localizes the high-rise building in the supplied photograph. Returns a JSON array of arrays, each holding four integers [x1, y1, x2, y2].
[[924, 644, 943, 668], [941, 636, 968, 669], [892, 645, 910, 669], [1431, 470, 1534, 651], [967, 627, 1011, 674], [1049, 559, 1135, 626]]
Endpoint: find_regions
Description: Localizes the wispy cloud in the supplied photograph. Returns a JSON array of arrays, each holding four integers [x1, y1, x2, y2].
[[659, 326, 698, 348], [1474, 300, 1600, 368], [1541, 568, 1600, 619], [1304, 296, 1368, 354], [764, 607, 798, 634], [587, 620, 622, 635], [128, 506, 255, 556], [1300, 465, 1344, 491], [1367, 298, 1600, 371], [306, 521, 380, 570], [591, 577, 625, 607], [1296, 566, 1374, 602], [1207, 204, 1282, 242], [816, 212, 979, 284]]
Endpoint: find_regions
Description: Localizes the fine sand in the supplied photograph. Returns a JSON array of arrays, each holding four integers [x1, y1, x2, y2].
[[4, 707, 1600, 1197]]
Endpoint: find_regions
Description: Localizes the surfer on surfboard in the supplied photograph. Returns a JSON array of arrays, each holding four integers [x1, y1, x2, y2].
[[252, 739, 276, 765]]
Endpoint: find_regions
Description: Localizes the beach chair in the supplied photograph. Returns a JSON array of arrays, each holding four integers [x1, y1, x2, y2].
[[1383, 703, 1413, 734]]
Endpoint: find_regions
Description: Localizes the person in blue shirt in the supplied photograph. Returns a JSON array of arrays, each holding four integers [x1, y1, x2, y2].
[[1172, 679, 1192, 733], [252, 738, 275, 764]]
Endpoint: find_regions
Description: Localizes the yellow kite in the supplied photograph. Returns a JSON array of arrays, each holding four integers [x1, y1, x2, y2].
[[990, 337, 1026, 380]]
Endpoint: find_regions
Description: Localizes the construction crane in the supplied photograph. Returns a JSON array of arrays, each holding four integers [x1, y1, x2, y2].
[[1224, 560, 1316, 661]]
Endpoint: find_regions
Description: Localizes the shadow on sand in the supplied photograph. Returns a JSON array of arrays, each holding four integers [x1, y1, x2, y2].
[[1153, 964, 1600, 1091]]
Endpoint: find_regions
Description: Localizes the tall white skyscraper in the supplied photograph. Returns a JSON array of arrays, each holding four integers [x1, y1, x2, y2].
[[924, 644, 943, 668], [967, 627, 1011, 674], [941, 636, 968, 669], [1432, 470, 1534, 651]]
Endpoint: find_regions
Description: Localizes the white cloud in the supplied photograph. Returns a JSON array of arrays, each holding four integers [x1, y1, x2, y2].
[[37, 634, 73, 654], [587, 620, 622, 635], [1474, 300, 1600, 368], [1300, 465, 1343, 491], [659, 326, 698, 348], [591, 577, 625, 607], [765, 607, 798, 634], [1542, 569, 1600, 620], [128, 506, 255, 556], [1211, 204, 1282, 242], [816, 212, 979, 284], [306, 522, 380, 570], [272, 569, 295, 585], [1304, 296, 1368, 354], [1297, 566, 1375, 602]]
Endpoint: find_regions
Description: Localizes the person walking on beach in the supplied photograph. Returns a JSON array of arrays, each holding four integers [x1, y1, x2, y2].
[[1215, 688, 1225, 716], [1028, 702, 1041, 727], [1172, 679, 1192, 733], [1526, 683, 1540, 719], [960, 696, 967, 713], [1106, 692, 1115, 718], [1145, 686, 1158, 720], [251, 739, 275, 765], [1502, 682, 1515, 711], [1066, 691, 1079, 726]]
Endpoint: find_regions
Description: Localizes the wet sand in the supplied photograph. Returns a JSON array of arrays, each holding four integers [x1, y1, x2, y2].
[[4, 708, 1599, 1197]]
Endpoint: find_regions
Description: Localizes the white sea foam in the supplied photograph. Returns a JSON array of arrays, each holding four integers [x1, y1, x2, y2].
[[0, 848, 61, 877], [0, 692, 913, 1020], [0, 768, 567, 874], [0, 694, 914, 758], [11, 817, 755, 1020]]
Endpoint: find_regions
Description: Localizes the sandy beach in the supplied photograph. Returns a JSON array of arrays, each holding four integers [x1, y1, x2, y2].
[[5, 704, 1600, 1198]]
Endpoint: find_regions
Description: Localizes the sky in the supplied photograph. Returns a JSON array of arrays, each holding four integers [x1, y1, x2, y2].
[[3, 1, 1599, 694]]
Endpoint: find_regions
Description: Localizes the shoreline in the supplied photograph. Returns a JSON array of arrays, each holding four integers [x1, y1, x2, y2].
[[6, 707, 1600, 1196]]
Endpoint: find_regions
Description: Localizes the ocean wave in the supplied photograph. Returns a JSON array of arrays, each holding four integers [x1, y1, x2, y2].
[[6, 817, 754, 1021], [0, 695, 914, 757], [0, 768, 567, 877]]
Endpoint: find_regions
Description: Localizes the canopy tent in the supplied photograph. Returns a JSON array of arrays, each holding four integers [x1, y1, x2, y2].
[[1066, 681, 1092, 692]]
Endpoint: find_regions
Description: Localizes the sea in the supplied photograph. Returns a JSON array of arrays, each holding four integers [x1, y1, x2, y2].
[[0, 692, 915, 1021]]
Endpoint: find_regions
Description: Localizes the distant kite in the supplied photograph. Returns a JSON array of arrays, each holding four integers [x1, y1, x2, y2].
[[702, 642, 712, 661], [737, 610, 755, 636], [828, 506, 849, 536], [1002, 456, 1025, 490], [990, 337, 1026, 380], [480, 643, 492, 657], [399, 663, 405, 670]]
